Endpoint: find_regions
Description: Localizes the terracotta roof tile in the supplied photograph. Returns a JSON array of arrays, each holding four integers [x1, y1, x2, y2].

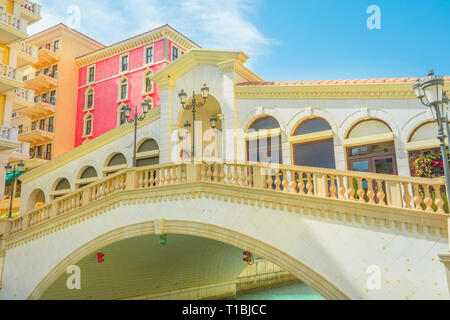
[[236, 76, 450, 86]]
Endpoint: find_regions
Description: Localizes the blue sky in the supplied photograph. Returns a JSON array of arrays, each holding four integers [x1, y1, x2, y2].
[[31, 0, 450, 81]]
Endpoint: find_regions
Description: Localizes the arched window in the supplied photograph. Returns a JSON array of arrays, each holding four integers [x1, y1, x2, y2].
[[103, 153, 127, 176], [85, 87, 94, 110], [407, 121, 442, 177], [26, 189, 46, 211], [117, 103, 128, 126], [143, 70, 153, 94], [345, 119, 397, 175], [246, 116, 282, 164], [136, 139, 159, 167], [290, 118, 335, 169], [118, 76, 128, 101], [76, 166, 98, 188], [83, 113, 93, 137], [50, 178, 71, 199]]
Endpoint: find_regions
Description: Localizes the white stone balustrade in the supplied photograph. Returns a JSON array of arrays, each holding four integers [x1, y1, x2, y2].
[[0, 63, 20, 82], [17, 41, 38, 59], [0, 9, 26, 33], [14, 88, 34, 103], [13, 142, 30, 157], [0, 125, 18, 143], [22, 0, 41, 17]]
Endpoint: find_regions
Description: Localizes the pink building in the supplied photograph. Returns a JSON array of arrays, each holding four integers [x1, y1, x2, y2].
[[74, 25, 199, 146]]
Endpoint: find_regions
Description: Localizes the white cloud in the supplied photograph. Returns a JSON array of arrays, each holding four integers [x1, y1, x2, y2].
[[28, 0, 273, 60]]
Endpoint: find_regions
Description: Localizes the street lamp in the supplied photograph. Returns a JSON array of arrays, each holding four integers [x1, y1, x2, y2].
[[124, 100, 150, 167], [5, 161, 25, 219], [178, 84, 210, 158], [413, 71, 450, 203]]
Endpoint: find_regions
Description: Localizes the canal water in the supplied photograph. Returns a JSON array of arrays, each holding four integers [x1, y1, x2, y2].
[[236, 282, 325, 300]]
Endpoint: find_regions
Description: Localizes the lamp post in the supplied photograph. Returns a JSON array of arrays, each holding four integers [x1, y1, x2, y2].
[[5, 161, 25, 219], [123, 100, 150, 167], [178, 84, 210, 158], [413, 71, 450, 203]]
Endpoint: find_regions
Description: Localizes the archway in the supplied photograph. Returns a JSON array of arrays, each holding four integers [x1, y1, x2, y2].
[[26, 188, 46, 212], [344, 119, 397, 175], [176, 94, 223, 159], [29, 220, 348, 300], [76, 166, 98, 189], [50, 178, 71, 200], [136, 139, 159, 167], [103, 153, 127, 176], [290, 117, 335, 169]]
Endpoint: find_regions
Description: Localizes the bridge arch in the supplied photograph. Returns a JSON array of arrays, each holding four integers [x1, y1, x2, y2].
[[29, 219, 348, 300], [25, 188, 47, 212]]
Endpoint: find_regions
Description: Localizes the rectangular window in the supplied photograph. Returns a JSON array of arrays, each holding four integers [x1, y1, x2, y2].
[[54, 40, 60, 53], [50, 90, 56, 105], [121, 55, 129, 72], [45, 43, 51, 50], [120, 83, 127, 100], [52, 65, 58, 79], [43, 68, 49, 76], [39, 119, 46, 130], [120, 110, 126, 125], [145, 78, 152, 93], [18, 124, 23, 134], [88, 66, 95, 83], [42, 93, 48, 103], [48, 117, 54, 132], [46, 144, 52, 160], [85, 119, 92, 135], [172, 46, 178, 61], [31, 121, 37, 131], [37, 145, 43, 158], [145, 46, 154, 64], [87, 93, 93, 109]]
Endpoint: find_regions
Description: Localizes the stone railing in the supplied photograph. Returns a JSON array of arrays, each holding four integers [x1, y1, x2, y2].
[[13, 142, 30, 157], [0, 126, 18, 143], [17, 41, 38, 59], [14, 88, 34, 103], [22, 0, 41, 17], [2, 161, 448, 238], [0, 63, 20, 82], [0, 9, 26, 33]]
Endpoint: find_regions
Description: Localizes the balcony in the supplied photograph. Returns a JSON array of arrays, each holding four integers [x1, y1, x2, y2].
[[0, 8, 27, 43], [9, 141, 30, 162], [0, 63, 22, 92], [14, 41, 38, 68], [20, 0, 41, 25], [23, 72, 57, 93], [0, 126, 19, 151], [32, 47, 59, 69], [18, 95, 56, 119], [18, 125, 54, 144], [13, 88, 34, 110]]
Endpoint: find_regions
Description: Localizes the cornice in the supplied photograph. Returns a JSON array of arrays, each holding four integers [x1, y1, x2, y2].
[[19, 107, 161, 184], [235, 83, 450, 100], [75, 25, 199, 68], [4, 181, 448, 250], [152, 49, 250, 90]]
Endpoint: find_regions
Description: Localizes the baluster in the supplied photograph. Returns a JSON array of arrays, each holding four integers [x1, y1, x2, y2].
[[207, 164, 212, 182], [226, 164, 232, 184], [154, 169, 160, 186], [240, 166, 246, 186], [306, 173, 313, 195], [247, 166, 253, 187], [402, 182, 412, 208], [149, 170, 155, 187], [172, 167, 178, 184], [433, 184, 445, 213], [166, 167, 172, 185], [347, 176, 356, 200], [214, 163, 219, 183], [220, 164, 225, 183], [160, 169, 166, 185], [337, 175, 346, 199], [289, 170, 296, 194], [422, 185, 433, 211], [330, 175, 337, 199], [366, 178, 375, 204], [297, 171, 305, 195], [234, 165, 240, 186], [412, 183, 422, 209], [375, 179, 386, 205], [265, 168, 272, 189], [143, 170, 149, 188], [138, 171, 144, 188], [200, 164, 206, 181], [274, 170, 281, 191], [356, 178, 365, 202], [281, 169, 288, 192]]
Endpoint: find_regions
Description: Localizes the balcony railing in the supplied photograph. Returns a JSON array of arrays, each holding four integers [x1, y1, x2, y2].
[[19, 124, 54, 134], [14, 88, 34, 103], [24, 71, 58, 81], [0, 126, 18, 143], [0, 9, 26, 34], [17, 41, 38, 59], [29, 151, 51, 161], [22, 0, 41, 17], [12, 142, 30, 157], [0, 63, 20, 82], [34, 95, 56, 106]]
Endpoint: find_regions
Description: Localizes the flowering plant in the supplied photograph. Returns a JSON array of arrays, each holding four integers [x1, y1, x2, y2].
[[411, 152, 446, 177]]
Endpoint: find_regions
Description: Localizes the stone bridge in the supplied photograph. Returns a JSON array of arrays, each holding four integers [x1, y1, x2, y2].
[[0, 161, 449, 300]]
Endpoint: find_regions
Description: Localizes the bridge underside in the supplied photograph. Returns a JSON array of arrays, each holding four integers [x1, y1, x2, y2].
[[40, 234, 249, 300]]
